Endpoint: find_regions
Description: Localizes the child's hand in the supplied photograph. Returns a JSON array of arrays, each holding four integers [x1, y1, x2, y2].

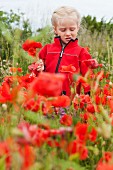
[[28, 59, 44, 76], [36, 59, 44, 72]]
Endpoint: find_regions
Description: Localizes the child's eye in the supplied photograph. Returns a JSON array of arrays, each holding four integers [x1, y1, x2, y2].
[[60, 28, 66, 32], [70, 28, 75, 31]]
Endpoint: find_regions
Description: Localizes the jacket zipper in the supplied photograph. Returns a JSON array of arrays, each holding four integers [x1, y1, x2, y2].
[[55, 46, 65, 73], [55, 38, 76, 73]]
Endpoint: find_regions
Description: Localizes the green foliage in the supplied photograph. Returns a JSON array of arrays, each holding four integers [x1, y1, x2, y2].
[[36, 157, 85, 170], [24, 111, 61, 129], [0, 10, 32, 62], [81, 15, 113, 36], [33, 25, 54, 45]]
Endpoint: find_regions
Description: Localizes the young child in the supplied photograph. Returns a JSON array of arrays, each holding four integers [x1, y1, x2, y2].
[[37, 6, 92, 96]]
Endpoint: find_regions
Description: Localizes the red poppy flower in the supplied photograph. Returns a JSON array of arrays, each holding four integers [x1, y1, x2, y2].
[[80, 112, 90, 121], [50, 95, 70, 107], [103, 152, 112, 162], [60, 114, 72, 126], [75, 122, 88, 141], [96, 152, 113, 170], [73, 94, 91, 110], [0, 142, 11, 170], [82, 82, 90, 93], [22, 40, 42, 57], [22, 40, 42, 51], [89, 128, 97, 142], [108, 99, 113, 113], [28, 47, 36, 56], [60, 64, 77, 84], [23, 95, 51, 114], [95, 95, 101, 105], [86, 103, 95, 113], [10, 67, 22, 73], [29, 72, 66, 97], [67, 140, 88, 160], [60, 64, 76, 73], [103, 84, 111, 95], [96, 163, 113, 170], [18, 73, 35, 89], [47, 139, 60, 147], [19, 145, 35, 170], [0, 82, 12, 103]]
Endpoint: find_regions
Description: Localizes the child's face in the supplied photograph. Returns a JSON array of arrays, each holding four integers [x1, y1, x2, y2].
[[54, 17, 79, 44]]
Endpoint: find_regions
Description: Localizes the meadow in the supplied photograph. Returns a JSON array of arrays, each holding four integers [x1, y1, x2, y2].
[[0, 10, 113, 170]]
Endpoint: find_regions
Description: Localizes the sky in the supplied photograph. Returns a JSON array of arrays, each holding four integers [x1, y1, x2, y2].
[[0, 0, 113, 31]]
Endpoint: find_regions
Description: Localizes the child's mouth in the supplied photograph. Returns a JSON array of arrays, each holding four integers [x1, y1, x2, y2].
[[65, 38, 71, 41]]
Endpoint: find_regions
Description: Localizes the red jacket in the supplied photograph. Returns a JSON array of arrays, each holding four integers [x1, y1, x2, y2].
[[39, 37, 91, 96]]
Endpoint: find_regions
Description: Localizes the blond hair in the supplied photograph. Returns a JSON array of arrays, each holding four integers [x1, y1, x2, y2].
[[51, 6, 81, 27]]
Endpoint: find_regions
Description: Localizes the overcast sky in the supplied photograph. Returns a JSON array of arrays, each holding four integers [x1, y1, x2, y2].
[[0, 0, 113, 30]]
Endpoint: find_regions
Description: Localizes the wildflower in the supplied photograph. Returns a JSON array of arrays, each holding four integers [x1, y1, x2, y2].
[[19, 145, 35, 170], [0, 81, 11, 103], [109, 81, 112, 87], [60, 64, 76, 73], [60, 64, 77, 85], [89, 128, 97, 142], [75, 122, 88, 141], [2, 103, 7, 110], [86, 103, 95, 113], [96, 163, 113, 170], [67, 140, 88, 160], [96, 152, 113, 170], [60, 114, 72, 126], [22, 40, 42, 57], [0, 142, 11, 170], [95, 95, 101, 105], [50, 95, 70, 107], [18, 74, 35, 89], [10, 67, 22, 73], [76, 76, 90, 94], [73, 94, 91, 110], [23, 95, 51, 114], [29, 72, 66, 97]]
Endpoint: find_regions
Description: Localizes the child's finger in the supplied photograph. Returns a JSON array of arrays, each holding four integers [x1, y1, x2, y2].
[[37, 65, 44, 71]]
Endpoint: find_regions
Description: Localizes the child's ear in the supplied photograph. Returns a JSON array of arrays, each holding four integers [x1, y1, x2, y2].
[[53, 26, 57, 35]]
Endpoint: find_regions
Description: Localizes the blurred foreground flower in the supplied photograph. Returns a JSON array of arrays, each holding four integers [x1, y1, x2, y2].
[[29, 72, 66, 97]]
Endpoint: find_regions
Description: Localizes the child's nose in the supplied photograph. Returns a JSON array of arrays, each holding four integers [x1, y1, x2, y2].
[[65, 30, 71, 35]]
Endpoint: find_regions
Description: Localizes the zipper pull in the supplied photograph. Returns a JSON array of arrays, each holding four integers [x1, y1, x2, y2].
[[60, 46, 64, 58]]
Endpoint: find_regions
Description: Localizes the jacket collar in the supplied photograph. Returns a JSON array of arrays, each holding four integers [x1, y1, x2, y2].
[[54, 36, 78, 47]]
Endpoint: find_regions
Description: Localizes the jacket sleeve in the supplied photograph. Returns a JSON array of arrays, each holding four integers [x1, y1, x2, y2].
[[79, 48, 92, 76], [38, 44, 48, 61]]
